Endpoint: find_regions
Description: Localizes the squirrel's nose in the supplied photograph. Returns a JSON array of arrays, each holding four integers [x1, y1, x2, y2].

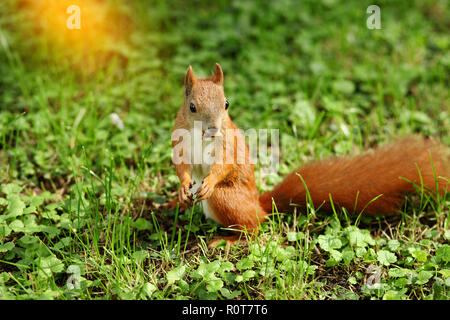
[[204, 127, 220, 138]]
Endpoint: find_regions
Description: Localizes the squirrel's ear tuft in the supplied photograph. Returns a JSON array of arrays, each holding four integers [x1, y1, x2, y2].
[[212, 63, 223, 85], [184, 65, 196, 96]]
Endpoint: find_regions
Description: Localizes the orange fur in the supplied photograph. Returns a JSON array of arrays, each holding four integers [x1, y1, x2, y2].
[[259, 137, 449, 215], [171, 64, 449, 245]]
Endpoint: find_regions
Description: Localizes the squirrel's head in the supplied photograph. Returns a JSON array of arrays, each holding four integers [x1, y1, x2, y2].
[[183, 63, 229, 138]]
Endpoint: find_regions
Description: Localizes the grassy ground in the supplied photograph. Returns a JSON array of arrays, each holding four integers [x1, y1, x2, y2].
[[0, 0, 449, 300]]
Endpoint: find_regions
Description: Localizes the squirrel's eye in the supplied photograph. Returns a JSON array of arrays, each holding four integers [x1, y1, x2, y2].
[[190, 103, 196, 113], [225, 100, 229, 110]]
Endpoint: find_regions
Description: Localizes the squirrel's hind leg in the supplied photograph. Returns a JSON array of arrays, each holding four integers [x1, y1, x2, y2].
[[208, 234, 241, 248], [208, 233, 254, 248]]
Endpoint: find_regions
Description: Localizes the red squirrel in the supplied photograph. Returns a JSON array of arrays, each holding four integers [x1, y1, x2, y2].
[[169, 63, 449, 247]]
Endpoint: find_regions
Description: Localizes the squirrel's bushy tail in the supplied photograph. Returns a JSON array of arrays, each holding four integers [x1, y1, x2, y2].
[[259, 136, 449, 215]]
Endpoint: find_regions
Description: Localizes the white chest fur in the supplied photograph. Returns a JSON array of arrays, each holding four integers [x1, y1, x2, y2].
[[189, 129, 220, 223]]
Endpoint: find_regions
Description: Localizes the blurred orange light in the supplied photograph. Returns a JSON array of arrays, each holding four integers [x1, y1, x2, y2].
[[19, 0, 132, 70]]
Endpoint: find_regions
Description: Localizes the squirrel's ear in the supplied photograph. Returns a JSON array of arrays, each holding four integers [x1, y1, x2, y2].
[[184, 65, 196, 96], [212, 63, 223, 85]]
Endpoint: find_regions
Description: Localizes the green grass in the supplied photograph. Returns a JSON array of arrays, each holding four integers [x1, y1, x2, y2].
[[0, 0, 449, 300]]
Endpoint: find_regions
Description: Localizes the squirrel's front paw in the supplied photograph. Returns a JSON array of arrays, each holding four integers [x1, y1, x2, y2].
[[196, 177, 215, 201], [178, 182, 193, 206]]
